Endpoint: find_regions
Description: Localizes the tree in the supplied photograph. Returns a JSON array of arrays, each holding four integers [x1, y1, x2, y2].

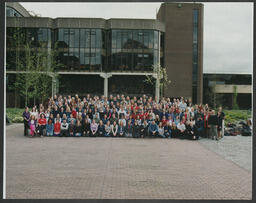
[[144, 64, 171, 98], [9, 25, 63, 107]]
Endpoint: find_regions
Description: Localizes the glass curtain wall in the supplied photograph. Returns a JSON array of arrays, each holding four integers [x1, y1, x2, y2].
[[6, 27, 51, 70], [57, 28, 104, 71], [108, 29, 160, 71]]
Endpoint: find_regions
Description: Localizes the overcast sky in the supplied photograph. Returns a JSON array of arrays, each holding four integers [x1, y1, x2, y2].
[[20, 2, 253, 74]]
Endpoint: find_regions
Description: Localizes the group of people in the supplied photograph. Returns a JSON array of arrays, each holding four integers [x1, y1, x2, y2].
[[22, 94, 225, 140]]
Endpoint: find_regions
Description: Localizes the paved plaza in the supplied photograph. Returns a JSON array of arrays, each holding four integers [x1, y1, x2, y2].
[[6, 124, 252, 199]]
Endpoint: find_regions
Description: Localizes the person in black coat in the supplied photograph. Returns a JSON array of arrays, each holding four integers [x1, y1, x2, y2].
[[97, 120, 105, 137], [132, 120, 140, 138], [82, 119, 91, 137], [185, 121, 196, 140], [208, 110, 218, 140], [68, 119, 75, 136], [140, 120, 148, 138], [171, 123, 179, 138], [74, 120, 83, 137], [195, 116, 204, 139]]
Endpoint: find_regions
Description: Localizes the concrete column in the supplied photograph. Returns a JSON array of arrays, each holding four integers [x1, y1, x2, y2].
[[153, 73, 160, 102], [155, 76, 160, 102], [100, 73, 112, 98], [52, 76, 56, 98], [51, 73, 59, 97], [104, 77, 108, 98]]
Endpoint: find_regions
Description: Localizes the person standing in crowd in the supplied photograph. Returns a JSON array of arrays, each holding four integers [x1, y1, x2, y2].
[[22, 107, 30, 136], [60, 119, 69, 137], [208, 110, 218, 140], [195, 116, 204, 138], [217, 111, 223, 140], [203, 110, 210, 138], [29, 115, 37, 137], [218, 106, 225, 138]]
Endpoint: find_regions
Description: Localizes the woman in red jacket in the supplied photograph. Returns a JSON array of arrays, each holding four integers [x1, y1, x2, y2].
[[38, 114, 47, 137], [54, 119, 61, 136]]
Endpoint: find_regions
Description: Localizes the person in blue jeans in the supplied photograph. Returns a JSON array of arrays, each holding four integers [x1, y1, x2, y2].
[[46, 119, 54, 136], [148, 120, 159, 138]]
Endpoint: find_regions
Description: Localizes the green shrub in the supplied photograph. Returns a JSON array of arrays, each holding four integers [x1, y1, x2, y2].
[[6, 108, 24, 123], [12, 116, 24, 123], [223, 110, 251, 125]]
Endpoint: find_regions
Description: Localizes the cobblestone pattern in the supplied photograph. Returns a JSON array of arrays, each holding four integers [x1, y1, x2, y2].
[[6, 124, 252, 199], [198, 135, 252, 171]]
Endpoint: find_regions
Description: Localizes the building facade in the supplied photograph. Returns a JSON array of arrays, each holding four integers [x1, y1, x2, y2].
[[203, 73, 252, 110], [6, 2, 204, 107]]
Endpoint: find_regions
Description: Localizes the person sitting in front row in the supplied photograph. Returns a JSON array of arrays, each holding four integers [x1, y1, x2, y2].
[[132, 120, 140, 138], [158, 122, 165, 138], [148, 120, 158, 138], [111, 121, 118, 137], [140, 120, 148, 138], [104, 121, 111, 137], [125, 120, 133, 138], [118, 121, 125, 137], [98, 120, 105, 137], [54, 119, 61, 136], [60, 119, 69, 137], [164, 122, 172, 138], [90, 119, 98, 137], [68, 119, 75, 136], [171, 123, 179, 138], [177, 120, 186, 139], [74, 120, 82, 137], [46, 119, 54, 136]]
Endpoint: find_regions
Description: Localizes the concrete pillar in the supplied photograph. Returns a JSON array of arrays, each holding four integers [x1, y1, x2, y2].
[[155, 76, 160, 102], [51, 74, 58, 97], [104, 77, 108, 98], [100, 73, 112, 98]]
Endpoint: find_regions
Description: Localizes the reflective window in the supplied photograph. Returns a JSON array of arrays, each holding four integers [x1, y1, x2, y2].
[[6, 7, 23, 17], [56, 28, 104, 71], [110, 29, 160, 71]]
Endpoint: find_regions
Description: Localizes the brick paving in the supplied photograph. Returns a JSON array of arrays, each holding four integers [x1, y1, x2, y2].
[[6, 124, 252, 199]]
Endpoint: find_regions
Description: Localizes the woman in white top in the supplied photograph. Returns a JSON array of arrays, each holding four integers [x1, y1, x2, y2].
[[30, 107, 38, 120], [158, 122, 165, 138]]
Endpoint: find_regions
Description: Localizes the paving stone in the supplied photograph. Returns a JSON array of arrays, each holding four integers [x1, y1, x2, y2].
[[6, 124, 252, 199]]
